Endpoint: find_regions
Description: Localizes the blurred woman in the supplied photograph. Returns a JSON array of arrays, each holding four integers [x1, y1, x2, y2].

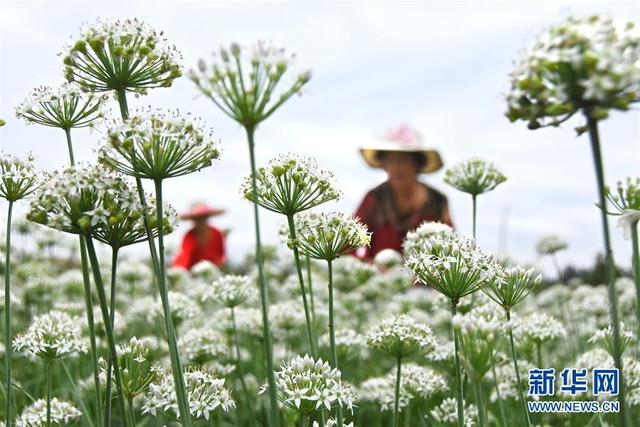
[[355, 124, 453, 259], [172, 202, 226, 270]]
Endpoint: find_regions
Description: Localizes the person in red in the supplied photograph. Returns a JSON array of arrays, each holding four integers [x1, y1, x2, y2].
[[354, 124, 453, 259], [172, 202, 227, 270]]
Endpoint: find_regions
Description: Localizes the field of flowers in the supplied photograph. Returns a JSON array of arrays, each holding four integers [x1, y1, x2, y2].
[[1, 13, 639, 427]]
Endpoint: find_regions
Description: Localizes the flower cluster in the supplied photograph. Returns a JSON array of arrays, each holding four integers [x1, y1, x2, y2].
[[202, 274, 254, 308], [143, 367, 235, 421], [13, 310, 87, 361], [27, 165, 139, 235], [190, 41, 311, 126], [535, 234, 569, 256], [506, 15, 640, 129], [178, 327, 228, 363], [444, 157, 507, 196], [482, 265, 541, 313], [604, 177, 640, 238], [15, 83, 107, 129], [265, 354, 355, 415], [286, 212, 371, 261], [359, 363, 447, 411], [114, 336, 160, 400], [366, 314, 436, 358], [15, 398, 82, 427], [588, 323, 636, 356], [514, 312, 566, 344], [402, 221, 453, 256], [241, 154, 340, 215], [99, 110, 220, 180], [430, 397, 478, 427], [405, 232, 501, 303], [0, 152, 40, 202], [62, 18, 182, 93]]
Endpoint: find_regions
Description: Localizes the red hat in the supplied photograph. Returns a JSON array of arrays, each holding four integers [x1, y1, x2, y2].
[[179, 203, 225, 220]]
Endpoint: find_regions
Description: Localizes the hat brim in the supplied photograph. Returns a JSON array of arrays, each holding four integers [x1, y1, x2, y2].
[[360, 147, 443, 174], [179, 208, 226, 220]]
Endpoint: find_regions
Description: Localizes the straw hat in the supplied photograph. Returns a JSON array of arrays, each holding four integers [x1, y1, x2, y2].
[[179, 202, 225, 220], [359, 124, 443, 173]]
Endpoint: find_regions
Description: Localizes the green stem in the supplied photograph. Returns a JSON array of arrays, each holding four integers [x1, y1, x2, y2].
[[586, 115, 628, 427], [84, 237, 129, 426], [536, 342, 542, 369], [551, 254, 562, 283], [153, 179, 192, 426], [64, 125, 103, 426], [630, 221, 640, 338], [116, 88, 130, 120], [393, 356, 402, 427], [327, 259, 343, 427], [490, 359, 507, 427], [472, 378, 486, 427], [231, 307, 256, 427], [245, 125, 278, 427], [287, 214, 317, 356], [127, 397, 136, 427], [506, 311, 530, 427], [4, 201, 13, 427], [472, 194, 477, 240], [451, 301, 464, 427], [306, 255, 316, 325], [46, 361, 51, 427], [104, 247, 119, 427]]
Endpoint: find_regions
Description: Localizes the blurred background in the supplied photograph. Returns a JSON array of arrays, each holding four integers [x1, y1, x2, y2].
[[1, 0, 638, 276]]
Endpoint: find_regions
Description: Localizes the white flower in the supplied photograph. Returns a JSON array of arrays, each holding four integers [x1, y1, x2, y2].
[[514, 312, 566, 344], [142, 367, 235, 420], [403, 221, 453, 256], [0, 152, 40, 202], [202, 274, 254, 308], [15, 398, 82, 427], [588, 322, 636, 356], [178, 326, 228, 363], [13, 310, 88, 361], [444, 157, 507, 196], [535, 234, 569, 256], [430, 397, 478, 426], [264, 354, 355, 416], [366, 314, 436, 358]]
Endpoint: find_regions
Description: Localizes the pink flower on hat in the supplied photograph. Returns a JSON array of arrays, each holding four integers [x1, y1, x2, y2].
[[385, 124, 421, 145]]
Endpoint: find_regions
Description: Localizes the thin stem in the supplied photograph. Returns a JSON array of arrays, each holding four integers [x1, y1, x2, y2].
[[506, 311, 531, 427], [630, 221, 640, 338], [287, 214, 317, 356], [472, 379, 486, 427], [116, 88, 129, 119], [154, 179, 192, 426], [490, 359, 507, 427], [306, 255, 316, 325], [451, 301, 464, 427], [104, 247, 119, 427], [46, 362, 51, 427], [64, 125, 103, 426], [586, 115, 628, 427], [536, 342, 542, 369], [245, 125, 278, 427], [231, 307, 256, 427], [4, 201, 13, 426], [393, 356, 402, 427], [327, 259, 343, 427], [84, 237, 129, 426], [472, 194, 477, 240], [551, 254, 562, 283], [127, 397, 136, 427]]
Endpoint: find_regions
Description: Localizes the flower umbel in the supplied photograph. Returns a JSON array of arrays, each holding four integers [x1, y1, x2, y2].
[[482, 265, 541, 313], [366, 314, 436, 358], [444, 157, 507, 196], [285, 211, 371, 261], [13, 310, 88, 361], [202, 274, 254, 308], [0, 153, 40, 202], [15, 398, 82, 427], [62, 18, 182, 93], [190, 41, 311, 126], [535, 235, 569, 256], [241, 154, 341, 215], [402, 221, 453, 256], [15, 83, 107, 129], [98, 109, 220, 180]]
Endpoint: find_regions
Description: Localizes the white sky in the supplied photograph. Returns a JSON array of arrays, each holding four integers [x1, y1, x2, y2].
[[1, 0, 639, 274]]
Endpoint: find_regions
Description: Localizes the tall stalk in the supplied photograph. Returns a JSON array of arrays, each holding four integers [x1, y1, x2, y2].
[[490, 360, 507, 427], [4, 201, 13, 426], [245, 125, 278, 427], [64, 126, 102, 426], [630, 221, 640, 337], [393, 356, 402, 427], [104, 247, 119, 427], [153, 179, 191, 426], [46, 361, 51, 427], [586, 115, 628, 427], [451, 301, 464, 427], [327, 259, 343, 426], [287, 214, 317, 356], [84, 237, 129, 426], [472, 380, 486, 427], [506, 311, 530, 427], [472, 194, 477, 240], [306, 256, 316, 324]]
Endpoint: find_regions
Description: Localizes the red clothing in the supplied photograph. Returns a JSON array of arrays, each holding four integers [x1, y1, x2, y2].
[[172, 225, 226, 269], [354, 181, 453, 259]]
